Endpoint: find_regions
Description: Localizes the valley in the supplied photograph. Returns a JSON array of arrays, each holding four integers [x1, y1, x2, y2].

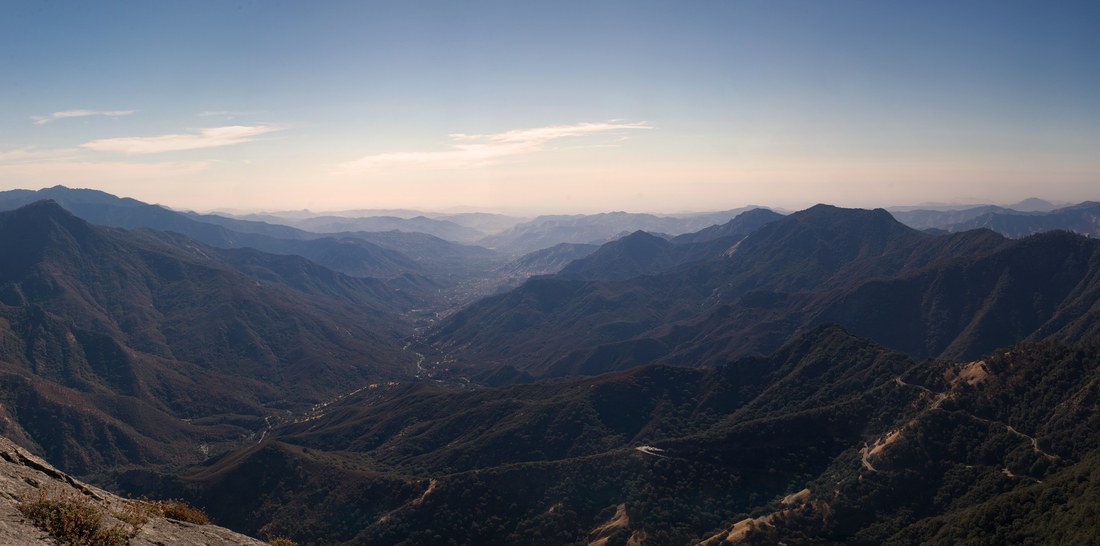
[[1, 188, 1100, 544]]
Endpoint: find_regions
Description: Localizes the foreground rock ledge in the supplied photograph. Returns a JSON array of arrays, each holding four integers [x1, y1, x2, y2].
[[0, 435, 265, 546]]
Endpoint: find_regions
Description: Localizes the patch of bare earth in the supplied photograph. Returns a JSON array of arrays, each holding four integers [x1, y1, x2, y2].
[[588, 503, 630, 546]]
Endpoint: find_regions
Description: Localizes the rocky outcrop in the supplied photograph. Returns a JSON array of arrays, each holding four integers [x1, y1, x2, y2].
[[0, 435, 266, 545]]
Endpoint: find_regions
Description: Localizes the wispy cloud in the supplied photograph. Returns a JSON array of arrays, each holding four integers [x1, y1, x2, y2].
[[81, 125, 281, 154], [198, 110, 262, 118], [32, 109, 136, 125], [334, 121, 651, 175]]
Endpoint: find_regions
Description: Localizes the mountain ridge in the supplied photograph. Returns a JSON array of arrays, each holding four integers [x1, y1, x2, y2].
[[428, 205, 1100, 382], [0, 200, 415, 475]]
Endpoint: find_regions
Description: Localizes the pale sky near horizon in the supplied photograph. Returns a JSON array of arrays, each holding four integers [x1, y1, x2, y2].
[[1, 1, 1098, 214]]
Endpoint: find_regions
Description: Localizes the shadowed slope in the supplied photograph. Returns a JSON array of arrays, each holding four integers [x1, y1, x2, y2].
[[0, 201, 415, 474]]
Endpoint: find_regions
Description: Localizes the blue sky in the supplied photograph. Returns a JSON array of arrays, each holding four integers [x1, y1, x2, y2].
[[1, 1, 1097, 213]]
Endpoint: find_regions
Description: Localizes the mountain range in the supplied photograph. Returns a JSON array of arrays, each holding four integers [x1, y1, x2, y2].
[[428, 204, 1100, 381], [224, 202, 777, 255], [0, 188, 788, 311], [890, 200, 1100, 238], [478, 208, 772, 254], [1, 189, 1100, 544]]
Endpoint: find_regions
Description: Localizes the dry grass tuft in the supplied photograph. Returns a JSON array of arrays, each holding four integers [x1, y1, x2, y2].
[[141, 498, 210, 524], [17, 487, 129, 546], [113, 499, 152, 529]]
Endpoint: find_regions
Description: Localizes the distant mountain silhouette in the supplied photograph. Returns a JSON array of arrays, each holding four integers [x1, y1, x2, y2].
[[230, 210, 526, 239], [478, 207, 769, 254], [941, 201, 1100, 238], [0, 187, 431, 279], [291, 215, 485, 243], [670, 207, 784, 244], [891, 200, 1100, 238], [891, 205, 1030, 230], [496, 242, 600, 278], [1008, 197, 1059, 212]]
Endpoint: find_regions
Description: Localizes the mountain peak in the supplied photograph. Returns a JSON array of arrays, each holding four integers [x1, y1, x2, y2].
[[801, 203, 893, 218], [2, 199, 86, 228], [620, 229, 666, 243], [16, 197, 63, 210], [671, 208, 785, 244], [737, 207, 784, 220], [790, 204, 915, 236], [1008, 197, 1057, 212], [558, 230, 677, 281], [0, 200, 107, 285]]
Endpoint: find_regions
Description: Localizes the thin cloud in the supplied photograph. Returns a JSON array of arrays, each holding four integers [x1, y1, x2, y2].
[[32, 109, 136, 125], [198, 110, 262, 118], [81, 125, 280, 154], [449, 122, 651, 144], [334, 121, 651, 175]]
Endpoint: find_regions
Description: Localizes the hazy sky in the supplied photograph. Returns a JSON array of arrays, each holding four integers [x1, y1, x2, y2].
[[1, 1, 1098, 213]]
